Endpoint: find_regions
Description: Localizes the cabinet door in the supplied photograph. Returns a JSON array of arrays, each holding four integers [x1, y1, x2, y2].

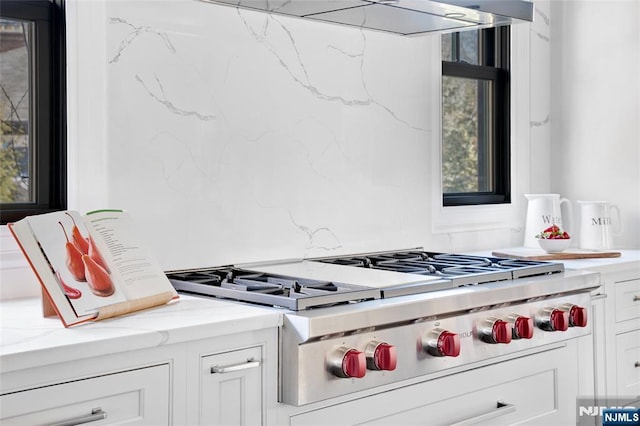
[[615, 279, 640, 323], [201, 346, 262, 426], [0, 364, 170, 426], [616, 330, 640, 400]]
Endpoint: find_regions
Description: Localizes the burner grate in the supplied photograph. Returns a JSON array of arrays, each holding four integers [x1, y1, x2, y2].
[[316, 250, 564, 286], [166, 267, 380, 310]]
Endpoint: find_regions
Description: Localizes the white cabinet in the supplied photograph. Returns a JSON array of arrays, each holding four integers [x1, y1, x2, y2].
[[200, 346, 263, 426], [602, 272, 640, 404], [289, 340, 583, 426], [0, 323, 278, 426], [0, 364, 171, 426], [615, 330, 640, 400]]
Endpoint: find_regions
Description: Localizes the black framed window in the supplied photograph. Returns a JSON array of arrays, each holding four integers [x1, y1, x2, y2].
[[441, 26, 510, 206], [0, 0, 66, 224]]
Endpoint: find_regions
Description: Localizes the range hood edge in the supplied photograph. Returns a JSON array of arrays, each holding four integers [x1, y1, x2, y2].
[[200, 0, 534, 36]]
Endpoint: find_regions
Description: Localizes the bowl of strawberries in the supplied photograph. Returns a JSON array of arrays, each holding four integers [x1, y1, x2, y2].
[[535, 225, 571, 253]]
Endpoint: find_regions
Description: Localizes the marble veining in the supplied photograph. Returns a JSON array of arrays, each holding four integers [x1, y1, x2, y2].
[[530, 114, 550, 128], [109, 17, 176, 63], [237, 10, 425, 131], [535, 8, 550, 27], [95, 0, 435, 269], [135, 74, 217, 121], [288, 211, 343, 254]]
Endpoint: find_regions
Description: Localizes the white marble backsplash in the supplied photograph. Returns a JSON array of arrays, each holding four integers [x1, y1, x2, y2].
[[99, 1, 437, 269]]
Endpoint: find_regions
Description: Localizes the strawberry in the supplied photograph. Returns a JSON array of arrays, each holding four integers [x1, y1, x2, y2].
[[543, 225, 560, 233], [535, 225, 570, 239]]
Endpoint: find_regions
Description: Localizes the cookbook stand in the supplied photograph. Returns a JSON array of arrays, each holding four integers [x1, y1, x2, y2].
[[41, 288, 58, 318]]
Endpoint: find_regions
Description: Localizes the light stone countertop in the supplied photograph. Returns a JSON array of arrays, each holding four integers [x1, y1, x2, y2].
[[2, 250, 638, 375], [0, 294, 282, 373], [550, 250, 640, 274], [468, 249, 640, 275]]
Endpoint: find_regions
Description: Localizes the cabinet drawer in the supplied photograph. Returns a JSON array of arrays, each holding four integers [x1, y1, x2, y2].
[[200, 346, 262, 426], [0, 364, 170, 426], [616, 330, 640, 397], [291, 344, 575, 426], [615, 279, 640, 323]]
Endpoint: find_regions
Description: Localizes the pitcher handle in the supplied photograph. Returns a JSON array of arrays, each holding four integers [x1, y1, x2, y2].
[[611, 204, 623, 236], [560, 197, 574, 234]]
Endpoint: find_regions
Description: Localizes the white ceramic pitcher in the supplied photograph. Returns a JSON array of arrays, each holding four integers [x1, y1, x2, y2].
[[524, 194, 573, 248], [577, 201, 622, 250]]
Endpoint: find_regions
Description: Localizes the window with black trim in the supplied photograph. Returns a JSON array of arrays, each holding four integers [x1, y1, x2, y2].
[[441, 26, 510, 207], [0, 0, 66, 224]]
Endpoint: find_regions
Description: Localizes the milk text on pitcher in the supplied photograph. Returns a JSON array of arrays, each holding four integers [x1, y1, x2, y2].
[[591, 217, 612, 226]]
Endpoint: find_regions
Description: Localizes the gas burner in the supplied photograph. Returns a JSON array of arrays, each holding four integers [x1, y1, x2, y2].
[[167, 267, 380, 311], [316, 250, 564, 287]]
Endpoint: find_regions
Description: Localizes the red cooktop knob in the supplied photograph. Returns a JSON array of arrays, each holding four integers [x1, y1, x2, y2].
[[493, 320, 512, 344], [513, 316, 534, 339], [568, 305, 588, 327], [328, 346, 366, 378], [550, 309, 569, 331], [438, 331, 461, 357], [538, 307, 570, 332], [343, 350, 366, 378], [480, 317, 512, 344], [423, 328, 460, 357], [366, 340, 397, 371]]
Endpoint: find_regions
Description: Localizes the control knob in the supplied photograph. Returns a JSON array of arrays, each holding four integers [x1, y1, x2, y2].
[[423, 328, 460, 357], [365, 340, 397, 371], [479, 317, 512, 344], [507, 314, 534, 339], [560, 303, 588, 327], [538, 307, 569, 331], [327, 346, 366, 378]]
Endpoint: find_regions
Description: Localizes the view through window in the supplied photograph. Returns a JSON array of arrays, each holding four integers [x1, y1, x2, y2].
[[0, 0, 66, 224], [441, 27, 510, 206], [0, 18, 31, 204]]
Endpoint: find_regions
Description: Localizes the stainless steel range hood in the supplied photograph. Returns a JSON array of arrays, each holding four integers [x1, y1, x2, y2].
[[201, 0, 534, 36]]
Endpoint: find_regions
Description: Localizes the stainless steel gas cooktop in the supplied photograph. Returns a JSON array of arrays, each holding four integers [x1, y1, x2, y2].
[[165, 248, 597, 407], [166, 249, 565, 309]]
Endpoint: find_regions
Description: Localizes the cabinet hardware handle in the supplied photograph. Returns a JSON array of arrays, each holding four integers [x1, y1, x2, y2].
[[449, 401, 516, 426], [211, 359, 261, 374], [591, 294, 608, 301], [50, 407, 107, 426], [634, 362, 639, 368], [633, 295, 640, 302]]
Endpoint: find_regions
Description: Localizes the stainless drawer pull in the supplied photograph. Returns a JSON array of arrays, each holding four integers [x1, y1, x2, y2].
[[450, 401, 516, 426], [211, 359, 261, 374], [50, 407, 107, 426]]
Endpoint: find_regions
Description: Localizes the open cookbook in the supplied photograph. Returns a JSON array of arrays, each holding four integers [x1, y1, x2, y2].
[[8, 209, 179, 327]]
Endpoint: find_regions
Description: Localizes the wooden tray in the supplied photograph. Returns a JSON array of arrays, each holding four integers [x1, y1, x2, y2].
[[492, 248, 622, 261]]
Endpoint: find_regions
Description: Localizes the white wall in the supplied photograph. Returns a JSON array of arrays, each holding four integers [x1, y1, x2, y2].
[[550, 0, 640, 250], [2, 0, 638, 298]]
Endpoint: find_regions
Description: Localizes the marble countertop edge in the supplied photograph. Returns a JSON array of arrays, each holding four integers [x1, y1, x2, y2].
[[0, 294, 283, 373]]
